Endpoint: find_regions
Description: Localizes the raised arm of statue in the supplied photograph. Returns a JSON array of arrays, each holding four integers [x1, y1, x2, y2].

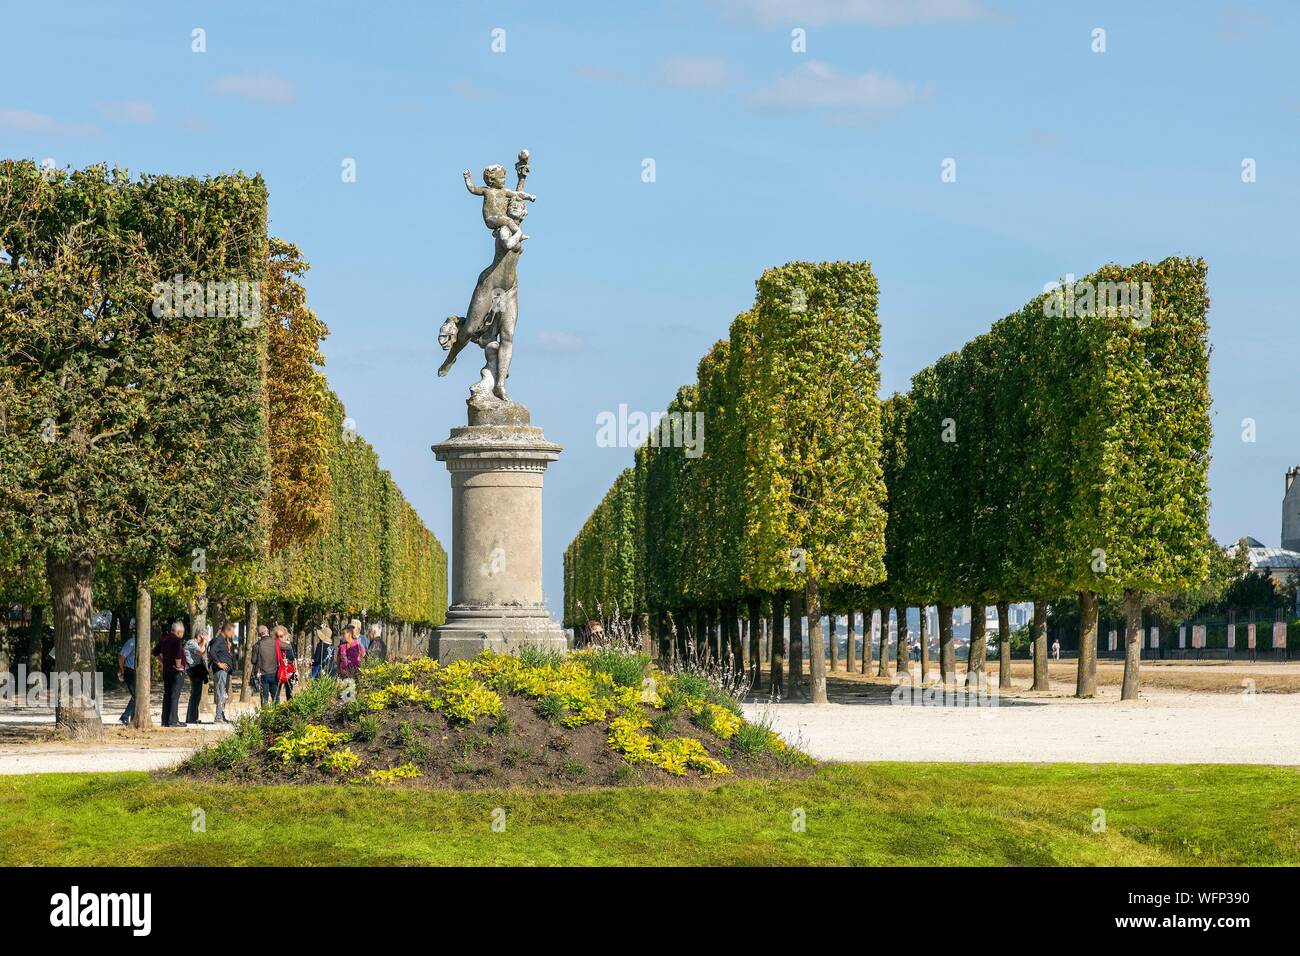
[[463, 169, 486, 196], [514, 149, 530, 191]]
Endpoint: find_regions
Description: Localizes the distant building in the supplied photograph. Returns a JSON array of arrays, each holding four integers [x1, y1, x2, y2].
[[1284, 466, 1300, 553], [1238, 468, 1300, 608], [1242, 537, 1300, 590]]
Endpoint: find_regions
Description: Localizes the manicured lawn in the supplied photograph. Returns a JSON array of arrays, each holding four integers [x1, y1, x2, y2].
[[1, 763, 1296, 866]]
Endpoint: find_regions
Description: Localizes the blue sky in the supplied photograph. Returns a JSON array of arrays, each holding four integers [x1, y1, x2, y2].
[[3, 1, 1297, 613]]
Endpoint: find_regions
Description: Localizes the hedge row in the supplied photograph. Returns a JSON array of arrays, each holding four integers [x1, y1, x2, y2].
[[0, 161, 447, 640], [266, 391, 446, 625], [566, 257, 1213, 700]]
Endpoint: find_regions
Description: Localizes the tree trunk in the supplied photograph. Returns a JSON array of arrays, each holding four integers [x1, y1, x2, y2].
[[746, 596, 762, 690], [1076, 590, 1099, 698], [769, 591, 785, 698], [1032, 599, 1050, 690], [918, 606, 930, 683], [26, 605, 45, 674], [846, 609, 857, 673], [190, 588, 208, 642], [240, 599, 258, 702], [935, 600, 956, 686], [876, 608, 890, 677], [788, 589, 804, 699], [132, 582, 153, 729], [47, 554, 103, 740], [725, 603, 742, 680], [210, 596, 226, 640], [657, 610, 671, 661], [894, 605, 910, 679], [1121, 588, 1142, 701], [997, 600, 1012, 689], [709, 605, 721, 663], [938, 603, 955, 684], [967, 605, 986, 686], [806, 579, 828, 704], [861, 609, 871, 674], [827, 612, 838, 672]]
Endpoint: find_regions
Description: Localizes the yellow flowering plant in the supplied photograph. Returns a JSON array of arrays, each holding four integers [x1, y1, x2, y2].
[[315, 649, 781, 781], [364, 763, 422, 784], [322, 748, 362, 775], [268, 724, 351, 765]]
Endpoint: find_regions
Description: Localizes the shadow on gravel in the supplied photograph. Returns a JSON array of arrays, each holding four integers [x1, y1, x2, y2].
[[747, 675, 1048, 707]]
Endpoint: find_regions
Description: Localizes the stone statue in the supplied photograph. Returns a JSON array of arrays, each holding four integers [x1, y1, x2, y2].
[[437, 149, 535, 404], [429, 149, 568, 662]]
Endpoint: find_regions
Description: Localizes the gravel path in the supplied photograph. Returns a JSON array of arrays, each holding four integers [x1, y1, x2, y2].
[[743, 685, 1300, 765], [0, 685, 251, 775], [0, 744, 196, 775]]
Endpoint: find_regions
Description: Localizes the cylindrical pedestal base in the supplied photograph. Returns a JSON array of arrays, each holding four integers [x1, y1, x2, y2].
[[430, 407, 569, 663]]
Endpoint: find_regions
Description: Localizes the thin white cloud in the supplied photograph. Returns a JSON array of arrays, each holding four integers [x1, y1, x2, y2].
[[0, 108, 96, 136], [661, 56, 732, 90], [719, 0, 993, 26], [752, 62, 916, 121], [210, 72, 297, 106], [537, 330, 586, 354], [97, 99, 157, 124]]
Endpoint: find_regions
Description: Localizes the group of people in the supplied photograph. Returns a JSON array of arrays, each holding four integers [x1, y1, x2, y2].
[[308, 620, 382, 684], [115, 617, 387, 726]]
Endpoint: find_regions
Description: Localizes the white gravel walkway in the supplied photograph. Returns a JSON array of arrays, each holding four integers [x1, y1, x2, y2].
[[743, 686, 1300, 765]]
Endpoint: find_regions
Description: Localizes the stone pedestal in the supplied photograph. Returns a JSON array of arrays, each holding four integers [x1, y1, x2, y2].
[[430, 397, 570, 662]]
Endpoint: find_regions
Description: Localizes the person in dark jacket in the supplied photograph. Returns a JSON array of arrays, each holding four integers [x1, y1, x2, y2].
[[251, 625, 280, 706], [155, 621, 188, 727], [208, 622, 236, 723]]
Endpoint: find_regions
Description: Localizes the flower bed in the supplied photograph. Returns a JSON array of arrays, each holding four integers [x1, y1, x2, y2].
[[180, 649, 810, 790]]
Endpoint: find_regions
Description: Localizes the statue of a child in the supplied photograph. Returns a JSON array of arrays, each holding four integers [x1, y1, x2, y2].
[[463, 160, 536, 250]]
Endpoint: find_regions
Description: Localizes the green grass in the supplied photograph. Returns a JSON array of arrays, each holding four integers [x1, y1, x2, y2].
[[1, 763, 1296, 866]]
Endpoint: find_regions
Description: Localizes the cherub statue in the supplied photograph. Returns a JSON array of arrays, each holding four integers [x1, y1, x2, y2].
[[463, 155, 536, 250], [438, 150, 534, 403]]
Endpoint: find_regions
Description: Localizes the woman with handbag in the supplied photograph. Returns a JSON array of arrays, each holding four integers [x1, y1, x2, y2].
[[183, 626, 210, 725], [276, 626, 298, 700]]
